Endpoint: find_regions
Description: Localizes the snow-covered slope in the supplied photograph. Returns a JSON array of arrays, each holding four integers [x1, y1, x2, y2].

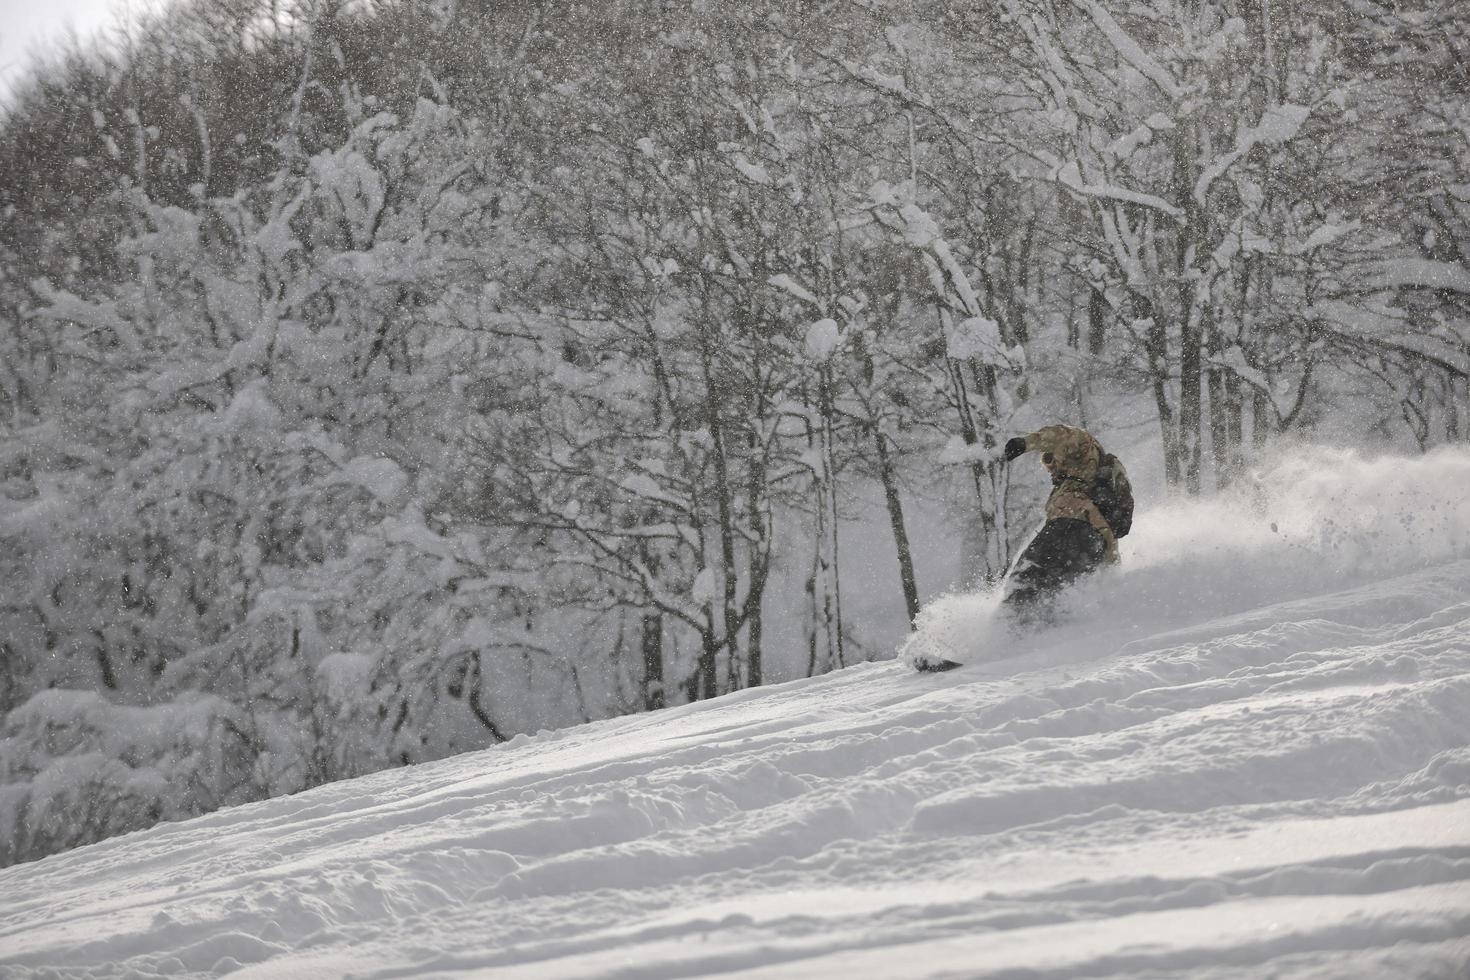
[[3, 450, 1470, 979]]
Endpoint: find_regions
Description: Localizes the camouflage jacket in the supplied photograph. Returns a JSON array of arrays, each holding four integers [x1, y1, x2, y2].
[[1018, 424, 1119, 563]]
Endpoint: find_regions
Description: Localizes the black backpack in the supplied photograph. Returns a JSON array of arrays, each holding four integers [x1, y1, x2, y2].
[[1092, 452, 1134, 538]]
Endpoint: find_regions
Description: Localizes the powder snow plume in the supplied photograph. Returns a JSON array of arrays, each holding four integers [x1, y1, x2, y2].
[[901, 445, 1470, 667]]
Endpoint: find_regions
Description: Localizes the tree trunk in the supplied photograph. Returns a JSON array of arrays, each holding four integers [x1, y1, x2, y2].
[[1178, 311, 1203, 494], [970, 360, 1014, 578], [744, 472, 766, 690], [804, 567, 819, 678], [466, 652, 508, 742], [739, 346, 773, 688], [1066, 284, 1081, 349], [1088, 285, 1108, 356], [1174, 121, 1203, 495], [942, 334, 998, 581], [641, 612, 665, 711], [1253, 388, 1273, 447], [1139, 294, 1181, 485], [95, 643, 118, 691], [697, 316, 742, 692], [1207, 367, 1228, 490], [1446, 374, 1468, 442], [697, 625, 718, 701], [819, 366, 847, 670], [873, 424, 921, 627], [1206, 313, 1231, 490], [1225, 371, 1245, 472], [745, 596, 763, 689]]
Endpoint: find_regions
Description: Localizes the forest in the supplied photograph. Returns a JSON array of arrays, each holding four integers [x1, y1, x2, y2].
[[1, 0, 1465, 866]]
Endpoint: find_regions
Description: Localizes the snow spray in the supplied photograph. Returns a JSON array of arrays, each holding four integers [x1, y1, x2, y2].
[[901, 445, 1470, 667]]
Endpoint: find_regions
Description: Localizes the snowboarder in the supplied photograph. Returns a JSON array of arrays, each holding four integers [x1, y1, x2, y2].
[[912, 424, 1132, 672], [999, 424, 1131, 627]]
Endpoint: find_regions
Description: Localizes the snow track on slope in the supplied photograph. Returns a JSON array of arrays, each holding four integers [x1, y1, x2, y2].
[[3, 555, 1470, 978]]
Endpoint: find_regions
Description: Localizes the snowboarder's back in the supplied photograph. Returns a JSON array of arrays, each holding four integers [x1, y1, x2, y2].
[[1008, 424, 1120, 563], [1000, 424, 1132, 625]]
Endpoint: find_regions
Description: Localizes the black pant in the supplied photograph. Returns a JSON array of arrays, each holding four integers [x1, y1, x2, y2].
[[1002, 518, 1108, 628]]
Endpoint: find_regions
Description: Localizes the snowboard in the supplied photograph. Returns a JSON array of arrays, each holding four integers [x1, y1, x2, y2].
[[910, 656, 964, 673]]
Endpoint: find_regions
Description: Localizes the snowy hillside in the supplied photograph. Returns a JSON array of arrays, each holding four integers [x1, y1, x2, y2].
[[3, 450, 1470, 978]]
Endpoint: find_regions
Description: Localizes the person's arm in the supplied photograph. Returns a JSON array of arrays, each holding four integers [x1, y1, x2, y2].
[[1003, 425, 1074, 461], [1003, 425, 1101, 480]]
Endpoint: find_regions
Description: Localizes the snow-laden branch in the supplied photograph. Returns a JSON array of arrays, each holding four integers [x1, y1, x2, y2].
[[837, 59, 932, 108], [1054, 161, 1184, 219], [30, 281, 141, 353], [729, 153, 772, 186], [1008, 0, 1082, 123], [1311, 298, 1470, 376], [1365, 258, 1470, 295], [768, 273, 820, 308], [1068, 0, 1182, 100], [1194, 104, 1311, 205], [148, 332, 275, 398]]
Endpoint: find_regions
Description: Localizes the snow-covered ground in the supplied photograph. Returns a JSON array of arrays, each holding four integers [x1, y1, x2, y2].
[[3, 448, 1470, 979]]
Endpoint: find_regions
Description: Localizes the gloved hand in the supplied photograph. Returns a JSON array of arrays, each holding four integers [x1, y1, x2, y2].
[[1003, 436, 1028, 462]]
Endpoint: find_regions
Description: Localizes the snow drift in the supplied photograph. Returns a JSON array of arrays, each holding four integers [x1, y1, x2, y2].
[[1, 447, 1469, 978]]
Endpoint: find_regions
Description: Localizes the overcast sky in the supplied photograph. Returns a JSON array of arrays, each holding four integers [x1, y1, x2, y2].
[[0, 0, 132, 100]]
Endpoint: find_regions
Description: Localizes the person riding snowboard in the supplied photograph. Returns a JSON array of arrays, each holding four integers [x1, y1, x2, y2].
[[999, 424, 1131, 626], [911, 424, 1132, 672]]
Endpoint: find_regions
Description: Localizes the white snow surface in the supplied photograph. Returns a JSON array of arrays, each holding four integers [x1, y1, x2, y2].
[[4, 449, 1470, 979]]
